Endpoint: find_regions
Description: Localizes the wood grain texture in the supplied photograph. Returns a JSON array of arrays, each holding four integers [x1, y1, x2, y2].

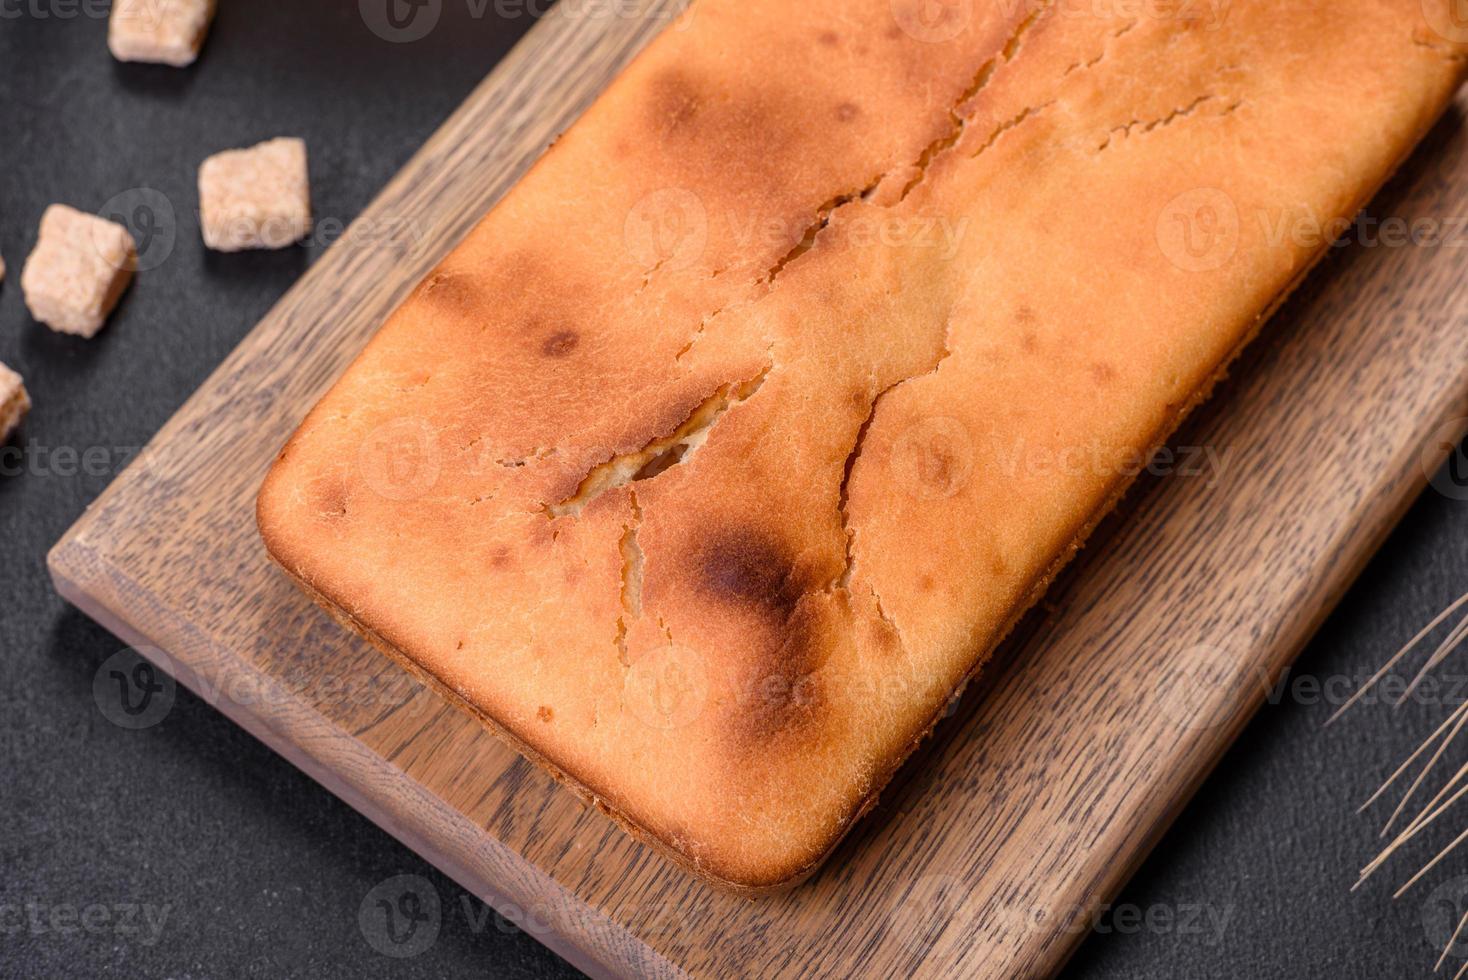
[[47, 1, 1468, 976]]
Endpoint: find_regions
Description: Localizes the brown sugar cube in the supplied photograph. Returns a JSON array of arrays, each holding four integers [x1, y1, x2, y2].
[[21, 205, 137, 338], [0, 362, 30, 445], [109, 0, 216, 68], [199, 138, 312, 252]]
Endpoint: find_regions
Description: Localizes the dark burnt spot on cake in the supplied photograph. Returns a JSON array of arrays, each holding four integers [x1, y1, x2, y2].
[[541, 329, 580, 358], [537, 705, 554, 723], [698, 527, 807, 622], [697, 546, 851, 746], [740, 667, 824, 742], [835, 102, 861, 123], [869, 613, 902, 653], [415, 270, 484, 314], [648, 67, 703, 137], [416, 271, 450, 297], [641, 70, 799, 189], [729, 600, 830, 743], [310, 474, 349, 521]]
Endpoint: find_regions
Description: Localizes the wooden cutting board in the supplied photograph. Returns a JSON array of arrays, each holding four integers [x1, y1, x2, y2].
[[47, 3, 1468, 977]]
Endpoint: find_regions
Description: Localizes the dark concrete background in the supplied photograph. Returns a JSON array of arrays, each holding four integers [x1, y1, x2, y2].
[[1, 2, 1466, 977]]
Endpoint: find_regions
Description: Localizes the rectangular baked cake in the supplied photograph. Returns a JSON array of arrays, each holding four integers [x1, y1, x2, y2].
[[259, 0, 1468, 890]]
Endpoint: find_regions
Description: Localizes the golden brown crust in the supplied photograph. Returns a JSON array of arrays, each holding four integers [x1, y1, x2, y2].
[[259, 0, 1468, 889]]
